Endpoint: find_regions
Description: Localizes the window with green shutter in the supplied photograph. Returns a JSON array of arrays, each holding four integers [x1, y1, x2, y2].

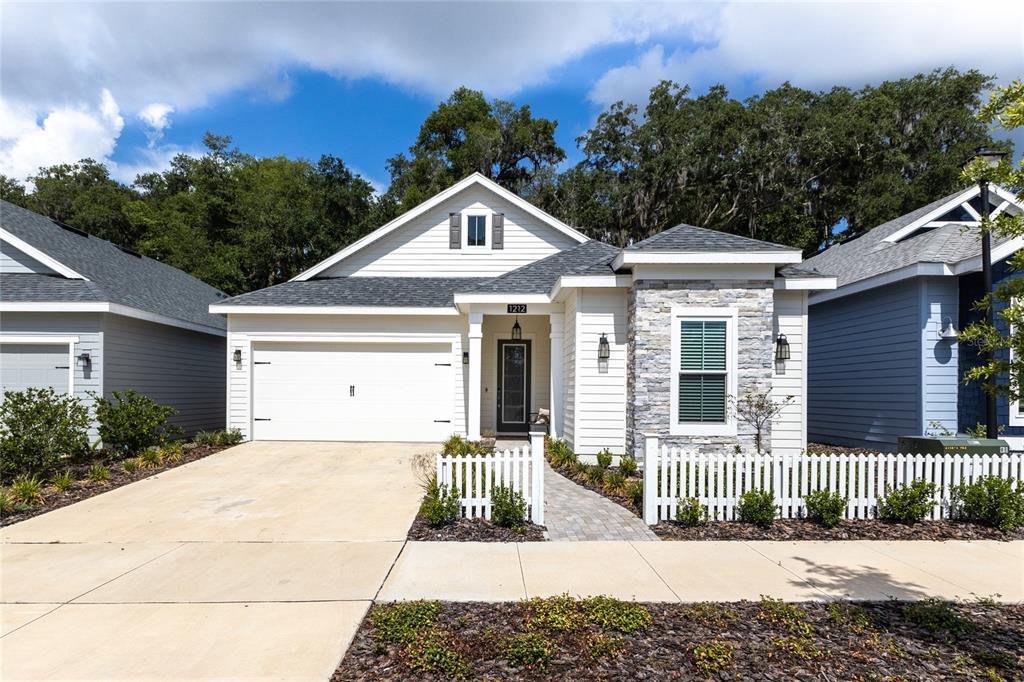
[[677, 320, 728, 423]]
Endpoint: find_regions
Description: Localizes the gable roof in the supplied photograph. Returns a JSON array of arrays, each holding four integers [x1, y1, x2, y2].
[[1, 200, 227, 332], [803, 185, 1022, 291], [626, 223, 799, 253], [465, 240, 620, 295], [292, 173, 589, 281]]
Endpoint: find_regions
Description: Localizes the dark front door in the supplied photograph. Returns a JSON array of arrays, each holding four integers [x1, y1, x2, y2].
[[497, 339, 531, 433]]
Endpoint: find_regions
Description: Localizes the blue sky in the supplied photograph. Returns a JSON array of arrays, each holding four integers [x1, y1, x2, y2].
[[2, 2, 1022, 189]]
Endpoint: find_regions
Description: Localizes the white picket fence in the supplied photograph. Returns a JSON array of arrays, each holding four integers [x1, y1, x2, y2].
[[436, 431, 545, 524], [641, 434, 1024, 525]]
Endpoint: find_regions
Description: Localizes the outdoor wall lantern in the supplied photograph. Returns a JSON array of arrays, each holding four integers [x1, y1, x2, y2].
[[938, 317, 959, 340], [232, 349, 242, 368], [462, 351, 469, 365], [598, 333, 611, 361], [511, 317, 522, 340], [75, 352, 91, 371], [774, 334, 791, 362]]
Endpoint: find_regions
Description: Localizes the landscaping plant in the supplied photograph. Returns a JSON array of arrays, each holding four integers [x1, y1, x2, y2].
[[87, 463, 110, 483], [0, 488, 13, 514], [596, 449, 613, 469], [92, 390, 180, 456], [582, 596, 652, 634], [675, 496, 708, 527], [878, 480, 936, 524], [546, 439, 576, 468], [50, 470, 75, 492], [193, 429, 244, 447], [952, 476, 1024, 532], [501, 632, 552, 670], [604, 471, 626, 492], [9, 475, 43, 506], [625, 480, 644, 508], [370, 601, 441, 644], [691, 640, 733, 674], [0, 388, 91, 478], [804, 489, 848, 528], [737, 488, 777, 528], [618, 455, 638, 477], [490, 484, 527, 529], [585, 465, 605, 486], [420, 478, 460, 526], [404, 628, 470, 679]]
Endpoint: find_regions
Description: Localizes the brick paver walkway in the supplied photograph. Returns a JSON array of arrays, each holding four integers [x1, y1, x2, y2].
[[543, 462, 659, 541]]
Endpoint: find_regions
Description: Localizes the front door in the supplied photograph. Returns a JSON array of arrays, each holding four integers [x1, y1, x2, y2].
[[497, 339, 531, 433]]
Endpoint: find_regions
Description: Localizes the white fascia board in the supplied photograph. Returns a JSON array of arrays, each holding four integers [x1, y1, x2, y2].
[[774, 276, 837, 291], [210, 304, 460, 316], [0, 334, 80, 344], [951, 236, 1023, 275], [291, 173, 588, 281], [883, 187, 977, 244], [612, 250, 802, 269], [549, 274, 630, 301], [808, 263, 951, 305], [0, 228, 88, 280], [0, 301, 226, 336], [451, 293, 551, 305]]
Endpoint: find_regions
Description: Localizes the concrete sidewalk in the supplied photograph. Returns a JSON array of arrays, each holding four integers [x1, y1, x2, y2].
[[379, 539, 1024, 603]]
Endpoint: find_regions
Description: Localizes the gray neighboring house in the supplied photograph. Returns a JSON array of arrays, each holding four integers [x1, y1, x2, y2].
[[803, 184, 1024, 451], [0, 200, 228, 439]]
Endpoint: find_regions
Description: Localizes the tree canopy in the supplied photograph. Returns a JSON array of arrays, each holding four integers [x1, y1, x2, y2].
[[0, 68, 1008, 292]]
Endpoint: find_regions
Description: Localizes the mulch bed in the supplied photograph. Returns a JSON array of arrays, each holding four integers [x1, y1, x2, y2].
[[1, 444, 231, 527], [335, 598, 1024, 681], [407, 513, 546, 542], [807, 442, 885, 455], [547, 459, 643, 517], [654, 518, 1024, 541]]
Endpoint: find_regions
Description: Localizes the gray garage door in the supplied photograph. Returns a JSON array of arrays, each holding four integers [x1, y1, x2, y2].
[[0, 344, 70, 396]]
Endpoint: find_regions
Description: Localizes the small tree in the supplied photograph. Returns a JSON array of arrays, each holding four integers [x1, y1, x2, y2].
[[732, 390, 794, 454]]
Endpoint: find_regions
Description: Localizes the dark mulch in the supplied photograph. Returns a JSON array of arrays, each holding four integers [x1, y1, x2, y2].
[[547, 459, 643, 517], [335, 598, 1024, 681], [807, 442, 885, 455], [407, 513, 546, 542], [1, 444, 231, 527], [654, 518, 1024, 541]]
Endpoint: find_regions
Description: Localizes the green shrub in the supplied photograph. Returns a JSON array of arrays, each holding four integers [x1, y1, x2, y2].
[[51, 470, 74, 491], [684, 602, 739, 627], [441, 434, 492, 457], [804, 489, 848, 528], [596, 449, 612, 469], [526, 594, 586, 633], [139, 448, 164, 469], [370, 601, 441, 644], [675, 497, 708, 527], [758, 597, 812, 637], [160, 441, 183, 463], [625, 480, 644, 508], [0, 488, 13, 514], [691, 640, 733, 674], [10, 475, 43, 505], [604, 471, 627, 492], [92, 390, 179, 456], [618, 455, 638, 477], [586, 633, 623, 661], [491, 484, 527, 528], [582, 596, 652, 634], [774, 635, 827, 660], [123, 458, 141, 473], [878, 480, 936, 524], [738, 488, 777, 528], [546, 439, 576, 468], [87, 463, 110, 483], [952, 476, 1024, 532], [193, 429, 244, 447], [585, 465, 605, 486], [904, 598, 971, 634], [420, 480, 460, 527], [0, 388, 91, 478], [501, 632, 552, 670], [404, 627, 470, 679]]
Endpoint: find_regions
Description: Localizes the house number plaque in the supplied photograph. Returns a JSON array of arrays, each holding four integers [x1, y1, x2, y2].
[[507, 304, 528, 314]]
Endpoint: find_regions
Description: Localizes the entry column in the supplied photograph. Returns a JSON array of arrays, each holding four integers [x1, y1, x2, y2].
[[549, 312, 564, 440], [468, 311, 483, 440]]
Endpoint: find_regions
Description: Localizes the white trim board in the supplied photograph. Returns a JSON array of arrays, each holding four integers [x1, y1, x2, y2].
[[211, 304, 459, 316], [774, 276, 837, 291], [291, 173, 588, 281], [884, 185, 1023, 244], [613, 250, 802, 269], [0, 301, 225, 336], [0, 229, 88, 280], [669, 306, 739, 438]]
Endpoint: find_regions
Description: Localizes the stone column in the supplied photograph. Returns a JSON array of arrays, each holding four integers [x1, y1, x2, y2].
[[548, 312, 564, 440], [467, 311, 483, 440]]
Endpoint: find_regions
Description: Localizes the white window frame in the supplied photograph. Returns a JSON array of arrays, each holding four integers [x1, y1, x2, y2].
[[463, 212, 490, 250], [669, 307, 738, 437], [1009, 300, 1024, 426], [0, 335, 80, 395]]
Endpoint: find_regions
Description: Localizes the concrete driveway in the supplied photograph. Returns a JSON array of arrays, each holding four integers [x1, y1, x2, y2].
[[0, 441, 431, 681]]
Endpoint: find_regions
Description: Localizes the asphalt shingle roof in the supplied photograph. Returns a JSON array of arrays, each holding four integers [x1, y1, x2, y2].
[[466, 240, 620, 294], [1, 200, 227, 330], [217, 277, 475, 307], [801, 187, 1016, 288], [627, 223, 799, 253]]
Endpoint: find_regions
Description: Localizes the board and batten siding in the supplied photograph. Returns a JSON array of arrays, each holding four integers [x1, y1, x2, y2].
[[770, 290, 808, 457], [920, 277, 959, 436], [808, 280, 923, 451], [480, 314, 550, 433], [225, 314, 466, 440], [0, 242, 56, 274], [572, 288, 628, 457], [0, 312, 103, 440], [562, 290, 578, 447], [319, 185, 579, 278], [102, 314, 225, 436]]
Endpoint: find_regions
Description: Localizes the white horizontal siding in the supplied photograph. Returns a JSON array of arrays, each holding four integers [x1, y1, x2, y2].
[[321, 185, 579, 278], [770, 290, 807, 457], [0, 241, 56, 274], [921, 277, 958, 435], [573, 289, 627, 455]]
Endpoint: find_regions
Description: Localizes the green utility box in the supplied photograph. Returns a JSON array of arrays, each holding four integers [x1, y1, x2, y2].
[[897, 436, 1009, 455]]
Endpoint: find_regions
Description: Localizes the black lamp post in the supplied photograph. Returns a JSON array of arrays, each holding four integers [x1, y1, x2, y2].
[[970, 146, 1009, 439]]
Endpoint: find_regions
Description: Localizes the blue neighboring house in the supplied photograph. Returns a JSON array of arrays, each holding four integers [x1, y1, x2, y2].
[[803, 185, 1024, 451]]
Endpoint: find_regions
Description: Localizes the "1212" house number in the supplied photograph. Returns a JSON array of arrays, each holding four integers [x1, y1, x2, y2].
[[507, 304, 528, 314]]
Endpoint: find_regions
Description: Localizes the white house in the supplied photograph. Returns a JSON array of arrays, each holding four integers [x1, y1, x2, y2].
[[210, 174, 835, 458]]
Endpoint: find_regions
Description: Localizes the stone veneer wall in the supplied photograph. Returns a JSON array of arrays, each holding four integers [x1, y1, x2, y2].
[[627, 280, 775, 461]]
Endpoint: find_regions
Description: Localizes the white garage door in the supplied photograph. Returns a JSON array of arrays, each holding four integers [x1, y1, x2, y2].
[[251, 342, 454, 442], [0, 344, 70, 396]]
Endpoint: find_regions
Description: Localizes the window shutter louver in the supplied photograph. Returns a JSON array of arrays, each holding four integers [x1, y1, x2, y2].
[[678, 320, 728, 424], [449, 213, 462, 249], [492, 213, 504, 250]]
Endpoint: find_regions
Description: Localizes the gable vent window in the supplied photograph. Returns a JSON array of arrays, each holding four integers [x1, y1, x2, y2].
[[678, 320, 728, 423], [467, 215, 487, 247]]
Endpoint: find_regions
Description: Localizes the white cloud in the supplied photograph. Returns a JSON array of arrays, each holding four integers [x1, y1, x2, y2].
[[138, 103, 174, 146], [589, 1, 1024, 107]]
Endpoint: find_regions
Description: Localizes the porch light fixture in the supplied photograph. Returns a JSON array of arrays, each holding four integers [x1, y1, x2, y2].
[[75, 352, 91, 370], [511, 317, 522, 340], [939, 317, 959, 340], [462, 351, 469, 365], [774, 334, 791, 362], [598, 333, 611, 361], [972, 146, 1009, 170], [232, 349, 242, 368]]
